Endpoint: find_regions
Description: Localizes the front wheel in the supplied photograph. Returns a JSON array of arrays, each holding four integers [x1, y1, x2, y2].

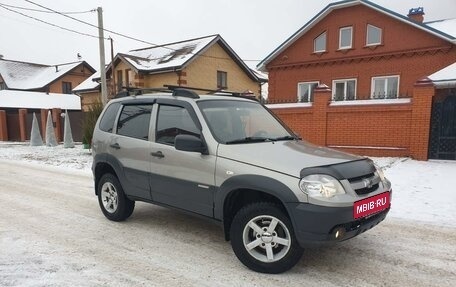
[[97, 173, 135, 221], [230, 202, 303, 273]]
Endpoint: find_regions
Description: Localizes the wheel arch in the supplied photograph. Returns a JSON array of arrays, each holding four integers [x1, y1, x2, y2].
[[93, 153, 123, 195], [214, 175, 299, 241]]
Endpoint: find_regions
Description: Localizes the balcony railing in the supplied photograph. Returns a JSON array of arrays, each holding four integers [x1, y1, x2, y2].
[[266, 93, 411, 105]]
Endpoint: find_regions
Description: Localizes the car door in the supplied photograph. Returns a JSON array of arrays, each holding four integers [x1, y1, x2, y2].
[[109, 103, 154, 200], [149, 101, 216, 217]]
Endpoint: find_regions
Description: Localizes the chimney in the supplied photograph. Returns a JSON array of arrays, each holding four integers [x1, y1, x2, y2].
[[55, 65, 59, 72], [408, 7, 425, 23]]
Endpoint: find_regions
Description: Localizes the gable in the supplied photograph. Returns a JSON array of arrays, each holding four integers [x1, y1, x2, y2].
[[268, 4, 452, 68], [259, 0, 456, 71]]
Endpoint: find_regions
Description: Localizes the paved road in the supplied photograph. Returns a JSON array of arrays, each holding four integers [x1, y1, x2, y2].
[[0, 160, 455, 287]]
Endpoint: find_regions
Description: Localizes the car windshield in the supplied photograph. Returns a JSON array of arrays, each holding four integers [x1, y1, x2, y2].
[[197, 100, 296, 144]]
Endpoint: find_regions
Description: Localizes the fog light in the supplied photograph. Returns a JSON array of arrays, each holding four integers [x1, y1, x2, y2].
[[334, 227, 346, 239]]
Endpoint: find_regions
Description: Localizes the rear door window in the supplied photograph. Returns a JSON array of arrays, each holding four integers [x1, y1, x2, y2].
[[117, 105, 153, 140]]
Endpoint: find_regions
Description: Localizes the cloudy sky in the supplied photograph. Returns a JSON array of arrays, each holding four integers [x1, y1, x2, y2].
[[0, 0, 455, 70]]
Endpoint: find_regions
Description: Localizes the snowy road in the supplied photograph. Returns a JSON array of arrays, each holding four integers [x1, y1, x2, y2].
[[1, 160, 455, 287]]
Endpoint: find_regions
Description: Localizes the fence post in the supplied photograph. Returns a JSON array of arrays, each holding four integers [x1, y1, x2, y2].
[[312, 84, 331, 146], [410, 78, 435, 160], [0, 110, 8, 141], [52, 108, 62, 142], [18, 109, 27, 142]]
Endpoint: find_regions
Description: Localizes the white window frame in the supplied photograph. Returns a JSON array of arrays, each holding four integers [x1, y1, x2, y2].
[[297, 81, 319, 102], [339, 26, 353, 49], [332, 78, 357, 101], [366, 24, 382, 46], [314, 32, 327, 53], [371, 75, 400, 99]]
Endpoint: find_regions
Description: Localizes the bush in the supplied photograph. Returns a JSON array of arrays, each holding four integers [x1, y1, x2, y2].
[[82, 101, 103, 147]]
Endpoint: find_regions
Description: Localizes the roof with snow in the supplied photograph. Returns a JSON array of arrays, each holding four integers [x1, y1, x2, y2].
[[0, 59, 95, 90], [257, 0, 456, 71], [73, 71, 100, 93], [0, 90, 81, 110], [428, 62, 456, 88], [111, 34, 264, 83]]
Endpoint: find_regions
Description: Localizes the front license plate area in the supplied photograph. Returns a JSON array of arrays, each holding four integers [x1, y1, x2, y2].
[[353, 192, 390, 219]]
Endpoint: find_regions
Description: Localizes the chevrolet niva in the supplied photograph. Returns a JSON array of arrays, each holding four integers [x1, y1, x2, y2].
[[92, 88, 391, 274]]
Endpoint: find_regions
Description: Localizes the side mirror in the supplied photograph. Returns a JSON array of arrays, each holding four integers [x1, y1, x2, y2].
[[175, 134, 207, 154]]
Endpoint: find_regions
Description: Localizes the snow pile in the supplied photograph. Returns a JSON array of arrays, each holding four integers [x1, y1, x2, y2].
[[373, 157, 456, 228], [0, 142, 454, 228], [0, 142, 91, 171]]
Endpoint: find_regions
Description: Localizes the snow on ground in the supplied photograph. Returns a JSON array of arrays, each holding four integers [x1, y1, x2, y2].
[[0, 142, 455, 228]]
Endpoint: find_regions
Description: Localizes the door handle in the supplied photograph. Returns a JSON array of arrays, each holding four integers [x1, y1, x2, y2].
[[110, 143, 121, 149], [151, 151, 165, 158]]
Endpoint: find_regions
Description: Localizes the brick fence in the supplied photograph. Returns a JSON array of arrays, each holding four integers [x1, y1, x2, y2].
[[268, 79, 435, 160]]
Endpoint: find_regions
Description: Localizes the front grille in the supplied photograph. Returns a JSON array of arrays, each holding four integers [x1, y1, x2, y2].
[[348, 173, 380, 195]]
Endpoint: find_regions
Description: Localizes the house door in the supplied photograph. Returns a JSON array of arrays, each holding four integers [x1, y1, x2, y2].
[[429, 91, 456, 160]]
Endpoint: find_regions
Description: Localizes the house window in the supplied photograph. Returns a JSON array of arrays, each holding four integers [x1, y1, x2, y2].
[[62, 82, 72, 94], [125, 69, 130, 87], [0, 82, 6, 90], [367, 24, 382, 46], [297, 82, 319, 102], [217, 71, 227, 89], [314, 32, 326, 53], [332, 79, 356, 101], [117, 70, 123, 92], [339, 26, 353, 49], [371, 76, 399, 99]]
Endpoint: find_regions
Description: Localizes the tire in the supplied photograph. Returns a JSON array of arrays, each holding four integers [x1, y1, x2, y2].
[[97, 173, 135, 221], [230, 202, 304, 274]]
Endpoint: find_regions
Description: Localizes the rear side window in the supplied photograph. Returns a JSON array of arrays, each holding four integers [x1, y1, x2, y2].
[[117, 105, 153, 140], [99, 102, 121, 132], [156, 105, 200, 146]]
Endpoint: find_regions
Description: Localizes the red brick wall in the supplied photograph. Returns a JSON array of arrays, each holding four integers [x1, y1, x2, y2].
[[269, 82, 434, 160]]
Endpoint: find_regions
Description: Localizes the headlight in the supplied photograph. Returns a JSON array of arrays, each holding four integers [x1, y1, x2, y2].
[[375, 164, 387, 183], [375, 164, 390, 190], [299, 174, 346, 198]]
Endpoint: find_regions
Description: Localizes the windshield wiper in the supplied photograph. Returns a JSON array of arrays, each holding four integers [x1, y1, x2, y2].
[[225, 137, 271, 144], [269, 135, 300, 141]]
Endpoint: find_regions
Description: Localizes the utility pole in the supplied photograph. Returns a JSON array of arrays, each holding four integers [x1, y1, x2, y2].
[[109, 37, 116, 98], [97, 7, 108, 106]]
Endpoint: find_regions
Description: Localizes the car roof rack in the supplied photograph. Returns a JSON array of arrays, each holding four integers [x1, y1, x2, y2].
[[114, 85, 257, 101], [164, 85, 258, 102]]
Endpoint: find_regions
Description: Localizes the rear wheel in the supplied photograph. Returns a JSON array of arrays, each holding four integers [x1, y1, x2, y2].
[[97, 173, 135, 221], [230, 202, 303, 273]]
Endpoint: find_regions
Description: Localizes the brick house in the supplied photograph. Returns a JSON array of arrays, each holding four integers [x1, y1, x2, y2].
[[0, 59, 95, 141], [257, 0, 456, 160], [74, 34, 267, 111]]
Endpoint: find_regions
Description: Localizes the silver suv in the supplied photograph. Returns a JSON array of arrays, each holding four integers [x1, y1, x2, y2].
[[92, 88, 391, 273]]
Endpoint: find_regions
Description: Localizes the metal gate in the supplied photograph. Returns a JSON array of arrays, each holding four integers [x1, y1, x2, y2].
[[429, 92, 456, 160]]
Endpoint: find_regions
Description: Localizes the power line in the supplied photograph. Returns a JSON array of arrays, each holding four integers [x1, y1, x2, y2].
[[24, 0, 261, 62], [0, 2, 95, 14], [24, 0, 163, 48], [0, 3, 103, 40]]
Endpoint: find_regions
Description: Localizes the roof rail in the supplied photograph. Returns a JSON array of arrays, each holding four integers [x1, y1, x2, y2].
[[114, 87, 171, 98], [114, 85, 257, 101], [164, 85, 258, 101], [171, 88, 199, 99]]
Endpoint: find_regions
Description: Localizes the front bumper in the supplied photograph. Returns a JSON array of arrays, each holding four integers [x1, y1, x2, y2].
[[286, 201, 390, 248]]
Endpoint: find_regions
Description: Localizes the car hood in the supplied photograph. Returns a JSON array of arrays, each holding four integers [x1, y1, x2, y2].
[[216, 140, 362, 178]]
